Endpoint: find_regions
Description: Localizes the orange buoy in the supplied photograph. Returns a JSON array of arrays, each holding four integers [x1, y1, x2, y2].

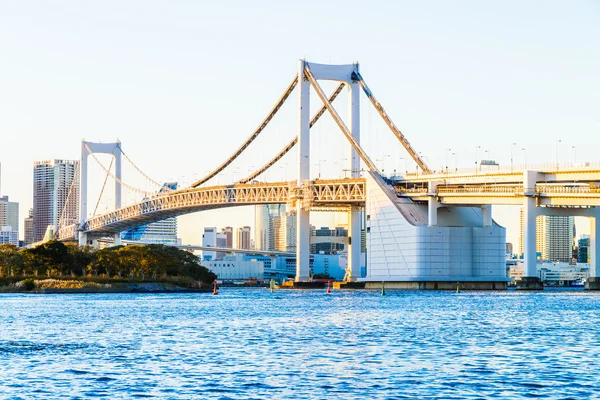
[[327, 280, 332, 294], [212, 280, 219, 295]]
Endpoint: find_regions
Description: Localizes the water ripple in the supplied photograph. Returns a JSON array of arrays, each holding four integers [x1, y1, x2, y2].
[[1, 290, 599, 398]]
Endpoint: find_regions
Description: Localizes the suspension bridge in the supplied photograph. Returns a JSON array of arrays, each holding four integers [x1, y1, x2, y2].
[[46, 60, 600, 290]]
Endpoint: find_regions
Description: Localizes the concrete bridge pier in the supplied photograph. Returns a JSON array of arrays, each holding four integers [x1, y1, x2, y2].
[[295, 60, 311, 282], [427, 181, 440, 226], [585, 214, 600, 290], [517, 171, 543, 290]]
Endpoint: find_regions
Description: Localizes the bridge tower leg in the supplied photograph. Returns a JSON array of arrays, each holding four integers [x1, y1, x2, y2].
[[585, 214, 600, 290], [113, 143, 122, 246], [517, 170, 543, 290], [79, 141, 123, 247], [346, 72, 361, 281], [295, 60, 311, 282], [79, 142, 89, 246]]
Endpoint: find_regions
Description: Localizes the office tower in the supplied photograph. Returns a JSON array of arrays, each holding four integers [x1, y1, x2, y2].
[[33, 159, 79, 242], [237, 226, 251, 250], [254, 204, 286, 251], [24, 208, 34, 246], [202, 227, 226, 260], [0, 226, 18, 245], [276, 211, 296, 252], [578, 237, 590, 264], [519, 208, 574, 262], [222, 226, 233, 248], [0, 195, 19, 232], [121, 183, 179, 245]]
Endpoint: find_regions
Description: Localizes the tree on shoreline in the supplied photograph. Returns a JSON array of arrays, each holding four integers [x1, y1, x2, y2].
[[0, 241, 216, 285]]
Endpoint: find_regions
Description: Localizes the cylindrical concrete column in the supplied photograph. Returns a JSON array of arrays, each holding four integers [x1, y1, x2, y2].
[[590, 216, 599, 278], [523, 197, 538, 277], [346, 70, 361, 281], [296, 60, 311, 282]]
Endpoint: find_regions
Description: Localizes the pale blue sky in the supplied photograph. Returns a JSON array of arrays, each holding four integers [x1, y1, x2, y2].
[[1, 1, 599, 247]]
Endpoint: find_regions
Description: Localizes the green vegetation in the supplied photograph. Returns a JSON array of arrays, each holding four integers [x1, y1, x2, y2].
[[0, 241, 216, 291]]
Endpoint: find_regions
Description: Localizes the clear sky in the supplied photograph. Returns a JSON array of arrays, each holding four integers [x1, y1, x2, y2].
[[1, 1, 599, 247]]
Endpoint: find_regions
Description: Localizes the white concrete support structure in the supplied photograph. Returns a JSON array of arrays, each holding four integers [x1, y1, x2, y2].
[[428, 181, 439, 227], [590, 215, 600, 278], [79, 141, 122, 246], [482, 205, 492, 227], [522, 171, 541, 278], [296, 60, 311, 281], [346, 72, 361, 281]]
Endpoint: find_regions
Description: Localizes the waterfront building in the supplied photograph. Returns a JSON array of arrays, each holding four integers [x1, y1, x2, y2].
[[0, 195, 19, 234], [312, 226, 348, 254], [203, 254, 264, 280], [509, 262, 589, 286], [236, 226, 251, 250], [121, 183, 179, 245], [254, 204, 286, 251], [222, 226, 233, 248], [0, 226, 18, 246], [33, 159, 79, 243]]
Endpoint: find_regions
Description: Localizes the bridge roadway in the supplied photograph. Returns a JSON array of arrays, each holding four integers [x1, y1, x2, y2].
[[56, 167, 600, 242], [56, 178, 366, 241], [392, 166, 600, 207]]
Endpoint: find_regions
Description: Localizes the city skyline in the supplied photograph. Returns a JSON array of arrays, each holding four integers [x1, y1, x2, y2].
[[0, 1, 598, 248]]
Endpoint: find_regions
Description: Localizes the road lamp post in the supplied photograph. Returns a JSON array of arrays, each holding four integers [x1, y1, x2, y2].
[[572, 146, 577, 165], [475, 145, 481, 173], [445, 148, 452, 174], [452, 152, 457, 172], [521, 148, 527, 167], [555, 139, 562, 170], [510, 142, 516, 172]]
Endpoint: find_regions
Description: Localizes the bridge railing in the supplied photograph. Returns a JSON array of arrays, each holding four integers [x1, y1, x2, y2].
[[400, 161, 600, 179]]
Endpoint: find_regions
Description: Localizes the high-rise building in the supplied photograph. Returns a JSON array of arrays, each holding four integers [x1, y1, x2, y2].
[[121, 183, 179, 245], [578, 237, 590, 264], [254, 204, 286, 251], [0, 226, 18, 246], [519, 208, 574, 262], [202, 227, 226, 260], [237, 226, 251, 250], [24, 208, 33, 246], [276, 211, 296, 252], [0, 195, 19, 233], [222, 226, 233, 248], [33, 159, 79, 242]]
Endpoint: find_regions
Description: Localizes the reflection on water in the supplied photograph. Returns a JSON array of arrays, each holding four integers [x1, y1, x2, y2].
[[1, 289, 599, 398]]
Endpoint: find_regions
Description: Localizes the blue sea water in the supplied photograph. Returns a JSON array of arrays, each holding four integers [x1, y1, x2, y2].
[[1, 288, 599, 399]]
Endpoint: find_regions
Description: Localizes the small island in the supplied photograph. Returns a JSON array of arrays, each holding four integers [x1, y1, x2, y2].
[[0, 241, 216, 293]]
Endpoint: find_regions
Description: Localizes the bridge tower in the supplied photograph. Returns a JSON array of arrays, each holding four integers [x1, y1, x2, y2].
[[296, 60, 362, 282], [79, 141, 122, 246]]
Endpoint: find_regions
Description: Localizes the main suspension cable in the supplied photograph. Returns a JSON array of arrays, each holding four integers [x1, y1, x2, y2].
[[352, 71, 432, 174], [238, 82, 346, 183], [190, 75, 299, 188], [119, 147, 165, 189]]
